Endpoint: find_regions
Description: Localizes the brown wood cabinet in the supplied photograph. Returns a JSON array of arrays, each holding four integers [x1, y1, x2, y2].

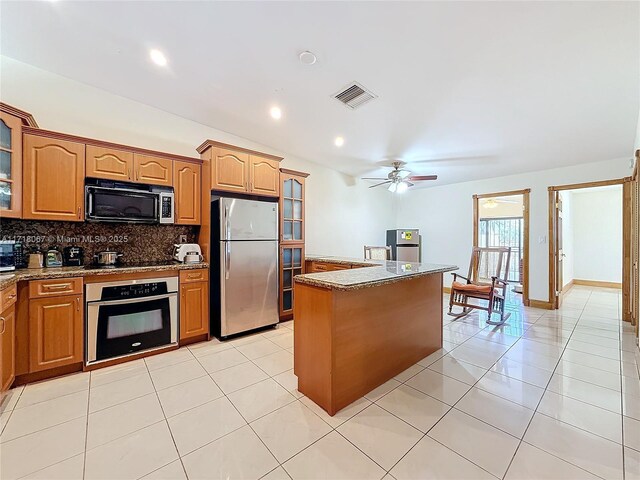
[[174, 161, 201, 225], [134, 154, 173, 186], [211, 147, 250, 193], [0, 112, 23, 218], [250, 155, 280, 196], [29, 293, 83, 373], [1, 304, 16, 392], [198, 141, 283, 197], [86, 146, 133, 181], [279, 169, 310, 319], [179, 270, 209, 341], [23, 134, 85, 221]]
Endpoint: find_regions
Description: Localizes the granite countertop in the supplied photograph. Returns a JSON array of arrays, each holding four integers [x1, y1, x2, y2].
[[298, 255, 457, 291], [304, 254, 380, 267], [0, 262, 209, 290]]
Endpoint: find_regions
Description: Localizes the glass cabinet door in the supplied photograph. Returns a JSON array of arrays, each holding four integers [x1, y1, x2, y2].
[[0, 113, 22, 216], [281, 245, 304, 314], [281, 177, 304, 242]]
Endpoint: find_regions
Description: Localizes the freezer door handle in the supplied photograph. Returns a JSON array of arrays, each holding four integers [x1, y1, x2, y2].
[[225, 242, 231, 280], [223, 203, 230, 239]]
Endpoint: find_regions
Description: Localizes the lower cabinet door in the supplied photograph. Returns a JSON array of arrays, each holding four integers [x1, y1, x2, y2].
[[29, 295, 83, 372], [1, 305, 15, 391], [180, 282, 209, 340]]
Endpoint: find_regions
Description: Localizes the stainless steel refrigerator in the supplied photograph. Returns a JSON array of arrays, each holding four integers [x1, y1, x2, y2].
[[386, 229, 421, 262], [211, 197, 279, 338]]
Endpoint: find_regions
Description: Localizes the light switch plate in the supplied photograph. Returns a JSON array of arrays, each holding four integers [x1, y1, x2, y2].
[[179, 234, 187, 243], [538, 235, 546, 244]]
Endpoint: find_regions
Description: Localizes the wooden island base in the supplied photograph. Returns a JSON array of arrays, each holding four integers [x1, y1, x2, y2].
[[294, 272, 443, 416]]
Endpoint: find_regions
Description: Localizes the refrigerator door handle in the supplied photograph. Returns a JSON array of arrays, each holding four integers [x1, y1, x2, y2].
[[225, 242, 231, 280], [223, 203, 230, 239]]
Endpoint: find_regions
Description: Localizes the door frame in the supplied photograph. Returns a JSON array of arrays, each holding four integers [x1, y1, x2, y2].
[[473, 188, 531, 306], [548, 177, 632, 312]]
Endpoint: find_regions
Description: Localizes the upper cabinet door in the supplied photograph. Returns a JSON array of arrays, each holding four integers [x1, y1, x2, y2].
[[174, 161, 201, 225], [249, 155, 280, 197], [86, 146, 133, 181], [0, 112, 23, 218], [211, 148, 249, 193], [23, 135, 85, 222], [133, 154, 173, 186]]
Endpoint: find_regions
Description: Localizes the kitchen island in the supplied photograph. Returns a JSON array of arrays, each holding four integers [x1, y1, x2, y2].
[[294, 257, 457, 415]]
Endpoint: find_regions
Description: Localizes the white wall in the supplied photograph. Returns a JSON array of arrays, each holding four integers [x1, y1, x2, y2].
[[570, 187, 623, 283], [396, 158, 631, 301], [0, 56, 395, 257], [560, 191, 574, 287]]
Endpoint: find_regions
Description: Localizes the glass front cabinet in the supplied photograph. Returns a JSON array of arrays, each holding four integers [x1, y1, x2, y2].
[[0, 105, 37, 218], [0, 110, 24, 218], [279, 169, 309, 320]]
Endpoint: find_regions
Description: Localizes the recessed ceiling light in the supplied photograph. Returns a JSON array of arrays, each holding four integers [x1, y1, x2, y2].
[[334, 136, 345, 147], [270, 106, 282, 120], [299, 51, 317, 65], [149, 49, 167, 67]]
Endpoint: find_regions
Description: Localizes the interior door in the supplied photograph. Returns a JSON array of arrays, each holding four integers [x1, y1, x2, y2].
[[220, 240, 278, 336], [555, 191, 564, 308]]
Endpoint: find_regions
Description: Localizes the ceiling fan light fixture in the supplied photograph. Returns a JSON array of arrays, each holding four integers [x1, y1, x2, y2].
[[396, 181, 409, 193], [388, 182, 398, 193]]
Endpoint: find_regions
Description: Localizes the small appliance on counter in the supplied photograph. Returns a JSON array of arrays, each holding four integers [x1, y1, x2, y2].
[[45, 247, 63, 268], [93, 251, 124, 268], [0, 240, 16, 271], [173, 243, 203, 264], [63, 246, 84, 266], [28, 248, 44, 269]]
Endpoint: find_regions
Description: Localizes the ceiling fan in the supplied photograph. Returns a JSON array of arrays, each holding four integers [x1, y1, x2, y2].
[[362, 161, 437, 193]]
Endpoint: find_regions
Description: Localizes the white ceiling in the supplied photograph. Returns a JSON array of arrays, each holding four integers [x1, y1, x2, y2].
[[1, 1, 638, 187]]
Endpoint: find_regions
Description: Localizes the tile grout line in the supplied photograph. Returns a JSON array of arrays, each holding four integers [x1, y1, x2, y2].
[[143, 352, 191, 480], [500, 288, 617, 480], [82, 371, 92, 480]]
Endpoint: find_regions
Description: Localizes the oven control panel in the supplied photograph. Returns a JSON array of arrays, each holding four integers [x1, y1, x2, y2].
[[101, 282, 169, 301]]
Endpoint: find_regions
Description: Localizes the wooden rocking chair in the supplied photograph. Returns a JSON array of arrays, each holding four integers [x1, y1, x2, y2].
[[448, 246, 512, 325]]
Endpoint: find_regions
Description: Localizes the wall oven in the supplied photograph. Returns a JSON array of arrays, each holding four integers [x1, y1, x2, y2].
[[86, 276, 178, 366], [85, 179, 174, 224]]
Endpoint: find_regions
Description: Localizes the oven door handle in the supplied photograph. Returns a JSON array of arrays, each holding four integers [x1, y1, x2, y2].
[[87, 292, 177, 307]]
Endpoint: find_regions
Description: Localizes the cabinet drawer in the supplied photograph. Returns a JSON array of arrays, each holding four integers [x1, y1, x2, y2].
[[0, 284, 17, 311], [311, 262, 329, 272], [332, 264, 351, 270], [179, 269, 209, 284], [29, 278, 83, 298]]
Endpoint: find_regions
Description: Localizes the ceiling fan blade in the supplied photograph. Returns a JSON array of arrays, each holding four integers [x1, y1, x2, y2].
[[361, 177, 388, 180], [368, 180, 392, 188], [408, 175, 438, 181]]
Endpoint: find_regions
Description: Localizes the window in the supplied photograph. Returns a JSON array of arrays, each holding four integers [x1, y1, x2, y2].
[[478, 217, 523, 282]]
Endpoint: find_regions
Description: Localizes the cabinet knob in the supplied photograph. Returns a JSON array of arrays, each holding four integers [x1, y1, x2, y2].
[[0, 317, 5, 335], [76, 297, 80, 311]]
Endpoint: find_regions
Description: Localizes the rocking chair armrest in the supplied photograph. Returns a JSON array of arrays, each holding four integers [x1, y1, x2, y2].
[[491, 276, 509, 286], [452, 273, 471, 283]]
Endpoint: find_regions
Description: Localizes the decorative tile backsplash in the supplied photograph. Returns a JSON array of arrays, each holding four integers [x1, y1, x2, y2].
[[0, 219, 198, 264]]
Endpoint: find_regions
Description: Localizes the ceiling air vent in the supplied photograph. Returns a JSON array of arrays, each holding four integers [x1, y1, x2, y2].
[[333, 82, 377, 109]]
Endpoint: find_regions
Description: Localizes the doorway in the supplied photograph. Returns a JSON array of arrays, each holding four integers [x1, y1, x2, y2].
[[473, 189, 530, 306], [548, 178, 631, 315]]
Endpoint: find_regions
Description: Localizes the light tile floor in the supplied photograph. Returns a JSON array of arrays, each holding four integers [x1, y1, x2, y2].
[[0, 286, 638, 479]]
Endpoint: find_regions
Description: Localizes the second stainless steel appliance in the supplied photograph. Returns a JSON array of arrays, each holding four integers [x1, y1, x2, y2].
[[211, 197, 279, 338], [86, 276, 178, 365], [386, 229, 421, 262], [85, 179, 174, 224]]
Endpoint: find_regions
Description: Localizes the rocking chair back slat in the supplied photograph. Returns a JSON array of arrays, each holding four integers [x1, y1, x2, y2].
[[449, 246, 512, 325]]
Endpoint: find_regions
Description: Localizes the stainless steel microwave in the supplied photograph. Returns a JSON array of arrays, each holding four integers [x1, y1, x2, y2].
[[85, 179, 174, 224]]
